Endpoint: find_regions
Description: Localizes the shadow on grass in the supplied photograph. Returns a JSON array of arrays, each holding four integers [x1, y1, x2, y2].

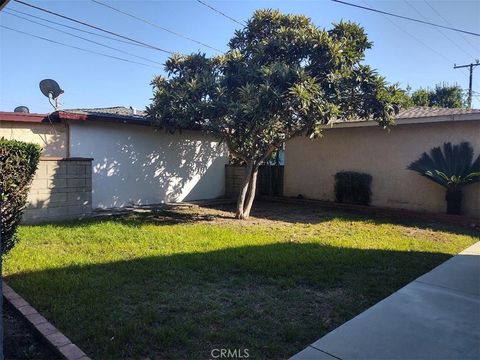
[[6, 242, 454, 359], [208, 201, 479, 236], [31, 200, 479, 239]]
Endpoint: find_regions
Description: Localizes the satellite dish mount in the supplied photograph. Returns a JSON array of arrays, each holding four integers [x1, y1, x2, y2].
[[39, 79, 64, 110]]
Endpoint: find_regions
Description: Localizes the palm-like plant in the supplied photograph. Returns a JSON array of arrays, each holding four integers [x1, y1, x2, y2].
[[408, 142, 480, 215]]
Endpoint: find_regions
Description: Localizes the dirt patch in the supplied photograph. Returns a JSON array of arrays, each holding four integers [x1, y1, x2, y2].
[[4, 303, 60, 360], [123, 201, 343, 227], [99, 200, 477, 239], [403, 227, 451, 242]]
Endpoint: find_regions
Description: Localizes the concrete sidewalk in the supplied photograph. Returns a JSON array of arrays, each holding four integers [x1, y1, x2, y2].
[[291, 242, 480, 360]]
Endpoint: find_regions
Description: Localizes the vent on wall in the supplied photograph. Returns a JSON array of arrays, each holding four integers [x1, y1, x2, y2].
[[14, 106, 30, 113]]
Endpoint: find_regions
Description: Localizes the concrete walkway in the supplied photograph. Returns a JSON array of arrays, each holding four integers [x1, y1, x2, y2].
[[291, 242, 480, 360]]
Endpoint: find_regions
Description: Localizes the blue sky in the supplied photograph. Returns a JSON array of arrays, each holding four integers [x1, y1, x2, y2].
[[0, 0, 479, 113]]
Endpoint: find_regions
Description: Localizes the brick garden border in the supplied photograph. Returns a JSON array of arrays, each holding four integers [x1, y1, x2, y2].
[[3, 282, 90, 360], [261, 196, 480, 227]]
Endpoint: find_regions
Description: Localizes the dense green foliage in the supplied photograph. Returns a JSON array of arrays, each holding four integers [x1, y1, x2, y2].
[[408, 142, 479, 214], [4, 204, 476, 358], [148, 9, 403, 218], [334, 171, 372, 205], [0, 139, 41, 254], [410, 83, 465, 108]]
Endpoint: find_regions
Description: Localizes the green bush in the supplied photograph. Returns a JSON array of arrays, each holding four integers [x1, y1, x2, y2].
[[334, 171, 372, 206], [1, 139, 41, 255], [407, 142, 480, 215]]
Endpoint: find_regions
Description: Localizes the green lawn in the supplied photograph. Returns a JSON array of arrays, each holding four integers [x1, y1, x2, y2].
[[3, 202, 478, 359]]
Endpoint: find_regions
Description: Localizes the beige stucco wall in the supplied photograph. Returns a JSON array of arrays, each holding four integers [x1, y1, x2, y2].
[[284, 120, 480, 218], [0, 121, 67, 157]]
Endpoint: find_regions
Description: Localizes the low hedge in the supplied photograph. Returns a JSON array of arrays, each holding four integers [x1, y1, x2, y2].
[[334, 171, 372, 206], [1, 138, 41, 255]]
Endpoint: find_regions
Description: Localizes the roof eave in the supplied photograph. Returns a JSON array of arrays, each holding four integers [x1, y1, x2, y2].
[[0, 111, 54, 123], [321, 112, 480, 129]]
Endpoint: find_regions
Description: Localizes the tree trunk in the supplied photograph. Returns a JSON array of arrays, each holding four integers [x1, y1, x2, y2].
[[236, 162, 254, 219], [242, 164, 260, 219], [234, 146, 276, 220], [445, 188, 463, 215]]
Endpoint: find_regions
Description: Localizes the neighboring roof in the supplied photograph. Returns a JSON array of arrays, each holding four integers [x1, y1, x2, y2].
[[397, 106, 480, 119], [64, 106, 147, 117], [324, 106, 480, 129], [56, 106, 150, 126]]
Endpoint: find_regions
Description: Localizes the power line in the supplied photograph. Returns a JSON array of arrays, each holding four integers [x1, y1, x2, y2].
[[331, 0, 480, 37], [4, 11, 163, 66], [423, 1, 479, 54], [0, 0, 11, 11], [195, 0, 244, 27], [0, 24, 159, 68], [12, 0, 175, 54], [6, 7, 150, 49], [403, 0, 476, 60], [90, 0, 222, 53], [361, 0, 469, 79]]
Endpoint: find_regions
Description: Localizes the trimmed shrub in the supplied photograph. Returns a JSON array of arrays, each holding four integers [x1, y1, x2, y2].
[[334, 171, 372, 206], [1, 139, 41, 255]]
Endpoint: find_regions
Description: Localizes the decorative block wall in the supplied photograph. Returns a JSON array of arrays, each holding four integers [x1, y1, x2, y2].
[[22, 158, 93, 224], [225, 165, 284, 198], [225, 165, 247, 198]]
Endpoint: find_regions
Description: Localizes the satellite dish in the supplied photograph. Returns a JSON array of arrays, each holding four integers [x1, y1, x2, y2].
[[39, 79, 64, 99], [14, 106, 30, 113], [39, 79, 64, 110]]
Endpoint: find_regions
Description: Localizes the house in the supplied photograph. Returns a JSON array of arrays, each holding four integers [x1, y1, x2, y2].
[[2, 106, 479, 222], [284, 107, 480, 217], [0, 107, 228, 222]]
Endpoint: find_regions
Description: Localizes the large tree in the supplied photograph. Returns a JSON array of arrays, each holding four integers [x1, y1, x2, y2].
[[411, 83, 465, 108], [148, 10, 402, 219]]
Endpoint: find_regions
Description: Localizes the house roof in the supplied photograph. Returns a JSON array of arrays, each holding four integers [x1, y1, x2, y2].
[[55, 106, 150, 126], [0, 112, 52, 123], [1, 106, 479, 127], [0, 106, 149, 124], [396, 106, 480, 119], [64, 106, 147, 117], [324, 106, 480, 129], [63, 106, 480, 120]]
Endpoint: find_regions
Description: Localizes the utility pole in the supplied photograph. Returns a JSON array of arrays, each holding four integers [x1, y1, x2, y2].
[[454, 60, 480, 108]]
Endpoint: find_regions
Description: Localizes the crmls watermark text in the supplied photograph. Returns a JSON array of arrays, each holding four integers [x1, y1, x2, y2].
[[211, 348, 250, 358]]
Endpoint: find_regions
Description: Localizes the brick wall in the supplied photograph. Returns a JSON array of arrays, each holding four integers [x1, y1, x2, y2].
[[22, 158, 93, 224]]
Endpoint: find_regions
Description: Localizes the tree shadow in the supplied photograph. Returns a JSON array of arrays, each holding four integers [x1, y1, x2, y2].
[[29, 121, 67, 157], [69, 123, 229, 209], [27, 199, 478, 239], [201, 201, 479, 236], [108, 206, 234, 226], [5, 243, 459, 359]]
